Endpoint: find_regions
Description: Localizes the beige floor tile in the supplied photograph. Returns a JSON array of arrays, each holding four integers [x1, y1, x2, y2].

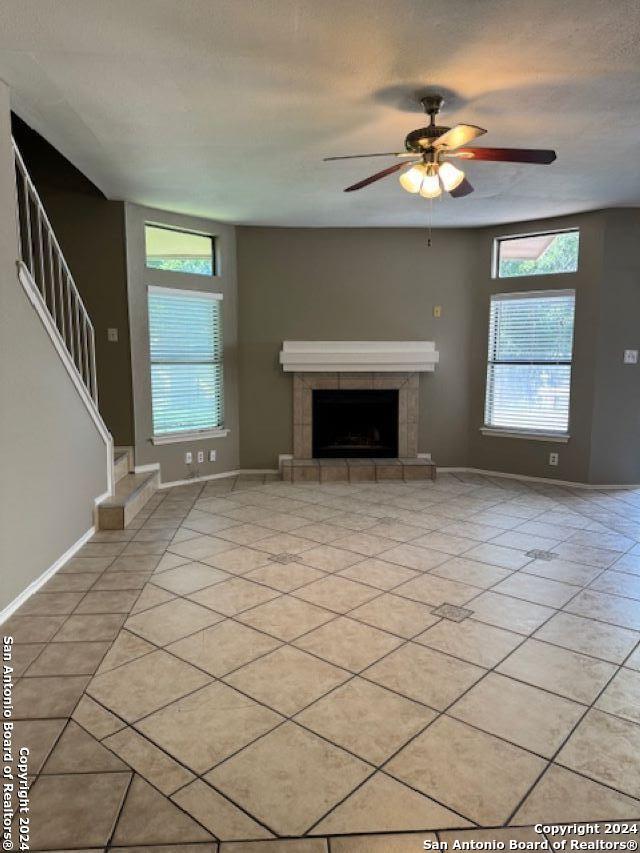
[[217, 523, 277, 545], [182, 510, 242, 535], [395, 573, 479, 607], [521, 557, 602, 586], [125, 597, 224, 645], [558, 708, 640, 796], [554, 542, 619, 568], [72, 694, 126, 739], [293, 575, 379, 613], [596, 667, 640, 723], [439, 828, 542, 847], [450, 672, 583, 757], [207, 722, 371, 836], [189, 576, 280, 615], [104, 726, 195, 794], [469, 591, 555, 635], [27, 771, 131, 849], [130, 583, 176, 614], [13, 674, 90, 719], [53, 612, 126, 641], [151, 561, 230, 594], [169, 534, 236, 560], [61, 555, 116, 573], [74, 589, 140, 613], [6, 643, 46, 675], [626, 645, 640, 670], [237, 595, 336, 641], [350, 594, 441, 639], [429, 556, 511, 588], [492, 573, 578, 608], [534, 612, 639, 663], [411, 531, 478, 555], [204, 546, 274, 574], [491, 530, 561, 552], [337, 558, 418, 590], [330, 834, 437, 853], [295, 616, 402, 671], [225, 645, 350, 715], [153, 552, 192, 573], [415, 619, 522, 667], [299, 545, 365, 572], [87, 649, 211, 722], [463, 543, 532, 570], [330, 532, 395, 557], [168, 619, 281, 676], [1, 614, 66, 643], [247, 562, 326, 592], [173, 779, 273, 840], [18, 591, 84, 615], [124, 539, 171, 556], [94, 570, 153, 590], [109, 554, 163, 572], [590, 570, 640, 600], [365, 643, 484, 710], [565, 589, 640, 631], [220, 840, 322, 853], [97, 629, 156, 674], [313, 773, 469, 837], [112, 775, 213, 844], [295, 678, 435, 763], [378, 543, 449, 572], [78, 542, 126, 557], [613, 554, 640, 576], [513, 764, 640, 823], [25, 640, 110, 676], [42, 720, 128, 773], [252, 532, 318, 555], [11, 718, 66, 773], [137, 681, 282, 772], [365, 521, 427, 543], [497, 639, 617, 704], [385, 716, 546, 824]]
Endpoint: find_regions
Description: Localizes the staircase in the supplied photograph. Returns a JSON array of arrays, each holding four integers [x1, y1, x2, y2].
[[13, 140, 158, 531]]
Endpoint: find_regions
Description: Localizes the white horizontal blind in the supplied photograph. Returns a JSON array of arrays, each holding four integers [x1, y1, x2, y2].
[[485, 290, 575, 433], [148, 287, 223, 435]]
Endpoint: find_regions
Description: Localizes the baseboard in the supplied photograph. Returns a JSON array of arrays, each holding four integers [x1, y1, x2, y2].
[[241, 468, 279, 475], [134, 463, 161, 474], [439, 466, 640, 490], [0, 525, 95, 625], [159, 470, 240, 488]]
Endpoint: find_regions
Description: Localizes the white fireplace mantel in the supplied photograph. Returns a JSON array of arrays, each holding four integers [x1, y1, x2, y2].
[[279, 340, 439, 373]]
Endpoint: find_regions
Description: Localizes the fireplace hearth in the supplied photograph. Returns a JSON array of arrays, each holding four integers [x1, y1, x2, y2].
[[313, 389, 399, 458]]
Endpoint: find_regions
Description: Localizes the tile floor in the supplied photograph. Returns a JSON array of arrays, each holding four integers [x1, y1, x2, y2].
[[5, 472, 640, 851]]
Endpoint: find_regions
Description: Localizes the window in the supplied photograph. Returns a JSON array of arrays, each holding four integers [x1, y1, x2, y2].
[[484, 290, 575, 436], [148, 287, 223, 438], [145, 224, 214, 276], [494, 230, 579, 278]]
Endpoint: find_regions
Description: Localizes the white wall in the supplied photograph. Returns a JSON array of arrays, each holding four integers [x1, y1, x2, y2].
[[0, 81, 109, 615]]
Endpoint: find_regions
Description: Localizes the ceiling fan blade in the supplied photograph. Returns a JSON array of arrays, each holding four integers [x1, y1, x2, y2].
[[324, 152, 409, 161], [344, 161, 411, 192], [433, 124, 487, 151], [449, 178, 474, 198], [450, 147, 557, 164]]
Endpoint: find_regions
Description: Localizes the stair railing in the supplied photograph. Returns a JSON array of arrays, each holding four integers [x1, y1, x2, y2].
[[12, 140, 98, 406]]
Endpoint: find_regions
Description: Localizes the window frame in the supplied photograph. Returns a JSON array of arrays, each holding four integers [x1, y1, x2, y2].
[[492, 228, 579, 280], [482, 288, 576, 442], [147, 284, 227, 444], [144, 222, 217, 278]]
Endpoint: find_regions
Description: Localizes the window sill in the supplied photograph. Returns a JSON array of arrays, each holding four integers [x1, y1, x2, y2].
[[152, 428, 229, 445], [480, 427, 570, 443]]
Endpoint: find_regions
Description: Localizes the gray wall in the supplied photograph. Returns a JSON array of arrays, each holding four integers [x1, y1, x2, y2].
[[237, 227, 480, 470], [589, 209, 640, 484], [467, 211, 606, 483], [125, 203, 240, 484], [0, 83, 109, 614]]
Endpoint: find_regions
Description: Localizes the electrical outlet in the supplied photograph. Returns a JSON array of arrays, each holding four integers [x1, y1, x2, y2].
[[624, 349, 638, 364], [185, 451, 193, 464], [549, 452, 559, 466], [209, 449, 216, 462], [107, 327, 118, 342], [433, 305, 442, 318], [197, 450, 204, 463]]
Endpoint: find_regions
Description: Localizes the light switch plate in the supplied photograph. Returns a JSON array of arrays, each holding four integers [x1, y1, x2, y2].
[[433, 305, 442, 318], [107, 328, 118, 342], [197, 451, 204, 463], [624, 349, 638, 364]]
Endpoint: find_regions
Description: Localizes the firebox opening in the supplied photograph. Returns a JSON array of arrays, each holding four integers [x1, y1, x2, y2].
[[312, 389, 399, 458]]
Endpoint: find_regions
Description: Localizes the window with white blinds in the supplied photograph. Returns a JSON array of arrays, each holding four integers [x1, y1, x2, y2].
[[485, 290, 575, 434], [148, 286, 224, 436]]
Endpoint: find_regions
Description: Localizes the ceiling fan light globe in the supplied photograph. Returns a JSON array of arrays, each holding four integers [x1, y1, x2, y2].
[[439, 161, 465, 192], [399, 164, 426, 193], [419, 172, 442, 199]]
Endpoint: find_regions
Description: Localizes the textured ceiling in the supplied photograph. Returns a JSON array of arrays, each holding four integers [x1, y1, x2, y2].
[[0, 0, 639, 227]]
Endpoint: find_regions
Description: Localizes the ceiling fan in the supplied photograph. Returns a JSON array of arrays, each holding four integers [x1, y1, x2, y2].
[[324, 94, 556, 199]]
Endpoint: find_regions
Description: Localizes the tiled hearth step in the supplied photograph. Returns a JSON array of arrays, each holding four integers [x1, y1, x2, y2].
[[282, 457, 436, 482]]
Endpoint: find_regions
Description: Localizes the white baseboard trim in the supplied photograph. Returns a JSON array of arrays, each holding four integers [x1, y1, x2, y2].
[[134, 463, 161, 475], [0, 525, 95, 625], [241, 468, 279, 475], [278, 454, 293, 469], [94, 489, 112, 506], [158, 468, 280, 489], [439, 466, 640, 491], [417, 452, 432, 461]]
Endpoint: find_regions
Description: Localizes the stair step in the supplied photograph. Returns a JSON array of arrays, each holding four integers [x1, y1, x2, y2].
[[113, 450, 130, 484], [98, 470, 159, 530]]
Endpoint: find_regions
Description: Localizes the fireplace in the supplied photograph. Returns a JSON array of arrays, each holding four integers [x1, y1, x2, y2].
[[312, 389, 399, 458]]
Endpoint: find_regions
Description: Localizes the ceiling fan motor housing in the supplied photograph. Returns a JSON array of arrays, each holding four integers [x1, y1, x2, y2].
[[404, 125, 450, 153]]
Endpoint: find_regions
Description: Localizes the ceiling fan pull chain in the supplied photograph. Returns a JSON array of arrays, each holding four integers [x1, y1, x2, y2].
[[427, 198, 433, 247]]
